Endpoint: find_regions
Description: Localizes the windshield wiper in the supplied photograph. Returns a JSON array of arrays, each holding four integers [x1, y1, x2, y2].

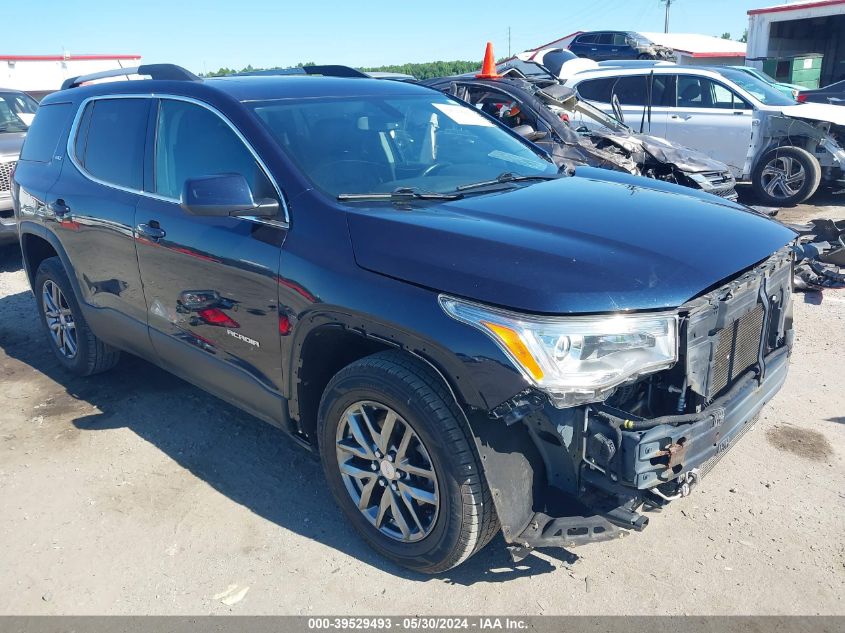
[[455, 171, 560, 192], [337, 187, 464, 202]]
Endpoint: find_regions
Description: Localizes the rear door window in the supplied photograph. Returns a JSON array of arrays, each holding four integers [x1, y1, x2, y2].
[[19, 103, 73, 163], [74, 98, 149, 190], [677, 76, 751, 109], [580, 75, 675, 107], [596, 33, 614, 45]]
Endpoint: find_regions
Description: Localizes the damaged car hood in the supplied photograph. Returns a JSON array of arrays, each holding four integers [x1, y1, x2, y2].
[[347, 175, 795, 314], [775, 103, 845, 126], [604, 131, 728, 174], [537, 84, 733, 174]]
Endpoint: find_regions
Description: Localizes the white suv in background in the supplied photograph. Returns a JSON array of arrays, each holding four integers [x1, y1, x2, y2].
[[562, 63, 845, 205]]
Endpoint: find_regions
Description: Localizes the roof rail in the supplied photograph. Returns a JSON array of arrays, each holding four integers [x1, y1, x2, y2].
[[231, 64, 369, 79], [595, 60, 675, 68], [61, 63, 201, 90]]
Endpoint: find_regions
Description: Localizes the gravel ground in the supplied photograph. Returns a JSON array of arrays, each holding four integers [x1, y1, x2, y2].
[[0, 191, 843, 615]]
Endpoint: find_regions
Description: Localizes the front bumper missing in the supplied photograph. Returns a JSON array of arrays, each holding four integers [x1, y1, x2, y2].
[[509, 348, 789, 552], [615, 346, 789, 490], [475, 249, 794, 559]]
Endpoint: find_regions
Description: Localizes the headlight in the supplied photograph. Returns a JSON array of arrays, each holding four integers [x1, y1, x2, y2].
[[439, 295, 678, 408]]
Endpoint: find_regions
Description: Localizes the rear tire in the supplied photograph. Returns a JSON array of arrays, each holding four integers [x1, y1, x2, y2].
[[34, 257, 120, 376], [317, 350, 498, 573], [751, 146, 821, 206]]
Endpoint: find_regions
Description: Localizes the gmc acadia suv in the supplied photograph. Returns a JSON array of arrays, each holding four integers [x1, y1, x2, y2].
[[12, 64, 796, 573]]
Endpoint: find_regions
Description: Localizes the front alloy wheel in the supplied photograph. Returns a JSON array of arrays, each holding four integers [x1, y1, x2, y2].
[[752, 146, 821, 206], [761, 155, 805, 200], [318, 351, 499, 573], [335, 401, 439, 543]]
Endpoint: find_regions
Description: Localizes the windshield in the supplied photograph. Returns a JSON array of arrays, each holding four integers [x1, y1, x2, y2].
[[715, 68, 796, 106], [251, 93, 557, 197], [0, 91, 38, 132]]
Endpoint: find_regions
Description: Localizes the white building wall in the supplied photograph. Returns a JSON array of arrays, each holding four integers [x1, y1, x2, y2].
[[0, 57, 141, 93]]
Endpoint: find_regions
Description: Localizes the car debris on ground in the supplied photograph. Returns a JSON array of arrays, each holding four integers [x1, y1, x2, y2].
[[789, 216, 845, 290]]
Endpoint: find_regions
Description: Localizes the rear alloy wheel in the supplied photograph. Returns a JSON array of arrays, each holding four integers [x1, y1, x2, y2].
[[42, 279, 78, 359], [34, 257, 120, 375], [318, 350, 499, 573], [752, 146, 821, 206]]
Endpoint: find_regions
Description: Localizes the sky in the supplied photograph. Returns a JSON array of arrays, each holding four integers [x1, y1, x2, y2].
[[4, 0, 782, 74]]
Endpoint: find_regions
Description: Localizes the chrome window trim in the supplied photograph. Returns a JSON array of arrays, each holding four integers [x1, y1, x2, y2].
[[65, 93, 290, 227]]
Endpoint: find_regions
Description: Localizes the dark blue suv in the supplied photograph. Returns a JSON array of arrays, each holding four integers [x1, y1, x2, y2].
[[12, 64, 795, 572], [568, 31, 675, 61]]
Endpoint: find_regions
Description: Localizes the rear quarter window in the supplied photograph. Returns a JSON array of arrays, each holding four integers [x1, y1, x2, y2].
[[576, 78, 614, 103], [19, 103, 73, 163]]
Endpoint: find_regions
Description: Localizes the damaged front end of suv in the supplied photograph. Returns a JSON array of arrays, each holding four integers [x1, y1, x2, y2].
[[448, 248, 794, 559]]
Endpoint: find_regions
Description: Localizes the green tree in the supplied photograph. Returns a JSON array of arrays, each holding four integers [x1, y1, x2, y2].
[[361, 60, 480, 80], [720, 32, 732, 40]]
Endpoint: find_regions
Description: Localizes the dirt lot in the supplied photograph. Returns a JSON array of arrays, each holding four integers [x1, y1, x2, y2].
[[1, 190, 844, 615]]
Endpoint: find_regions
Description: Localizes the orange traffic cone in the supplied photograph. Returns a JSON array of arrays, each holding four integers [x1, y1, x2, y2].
[[476, 42, 500, 79]]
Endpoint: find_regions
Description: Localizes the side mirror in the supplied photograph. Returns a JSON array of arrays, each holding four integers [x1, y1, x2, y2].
[[181, 174, 279, 218], [511, 124, 548, 142]]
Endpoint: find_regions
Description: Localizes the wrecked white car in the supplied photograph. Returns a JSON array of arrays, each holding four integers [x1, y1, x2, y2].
[[424, 61, 738, 200], [563, 63, 845, 206]]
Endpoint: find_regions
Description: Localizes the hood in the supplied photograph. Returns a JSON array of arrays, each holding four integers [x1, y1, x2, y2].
[[775, 103, 845, 126], [347, 175, 795, 314], [0, 131, 25, 159], [633, 133, 733, 173]]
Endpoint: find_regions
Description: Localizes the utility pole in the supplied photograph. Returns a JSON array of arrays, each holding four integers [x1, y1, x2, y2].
[[660, 0, 673, 33], [508, 26, 512, 58]]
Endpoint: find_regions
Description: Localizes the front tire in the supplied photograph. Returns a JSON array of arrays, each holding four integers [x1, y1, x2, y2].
[[317, 351, 498, 573], [34, 257, 120, 376], [752, 146, 821, 206]]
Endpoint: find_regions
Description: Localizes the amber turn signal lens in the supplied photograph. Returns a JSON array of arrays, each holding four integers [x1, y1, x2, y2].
[[480, 321, 544, 381]]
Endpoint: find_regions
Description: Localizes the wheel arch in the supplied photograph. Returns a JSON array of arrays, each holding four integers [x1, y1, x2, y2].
[[19, 223, 78, 295], [288, 310, 489, 448]]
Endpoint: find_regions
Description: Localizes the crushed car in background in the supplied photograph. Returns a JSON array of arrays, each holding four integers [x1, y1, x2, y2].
[[424, 47, 738, 200]]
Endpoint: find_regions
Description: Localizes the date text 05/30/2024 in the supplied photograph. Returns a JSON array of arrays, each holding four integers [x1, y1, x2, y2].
[[307, 617, 529, 630]]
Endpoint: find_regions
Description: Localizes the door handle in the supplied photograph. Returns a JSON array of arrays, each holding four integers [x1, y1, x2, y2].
[[670, 114, 693, 121], [48, 199, 71, 217], [136, 221, 166, 241]]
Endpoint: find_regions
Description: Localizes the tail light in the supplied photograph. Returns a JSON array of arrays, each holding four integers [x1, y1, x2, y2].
[[797, 94, 807, 103], [197, 308, 239, 328]]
